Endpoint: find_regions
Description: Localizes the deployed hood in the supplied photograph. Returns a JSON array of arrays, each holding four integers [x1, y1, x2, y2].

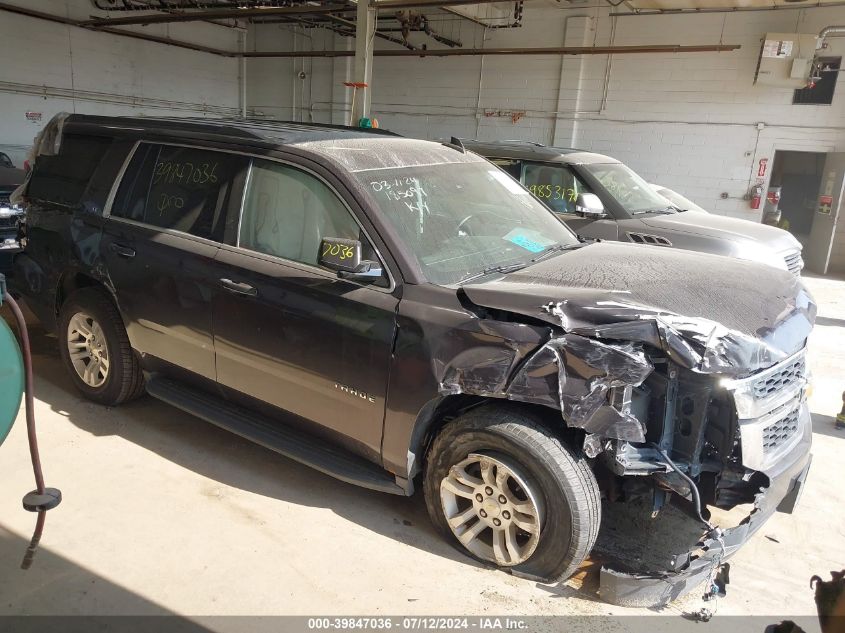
[[461, 241, 815, 378], [640, 210, 800, 253]]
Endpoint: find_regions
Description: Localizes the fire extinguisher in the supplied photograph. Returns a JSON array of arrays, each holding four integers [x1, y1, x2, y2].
[[750, 184, 763, 210]]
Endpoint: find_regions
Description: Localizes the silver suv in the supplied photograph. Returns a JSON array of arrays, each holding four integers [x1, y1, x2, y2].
[[465, 140, 804, 276]]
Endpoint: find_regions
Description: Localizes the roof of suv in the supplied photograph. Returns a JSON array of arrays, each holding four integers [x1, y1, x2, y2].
[[461, 139, 619, 165], [58, 114, 486, 174], [62, 114, 401, 147]]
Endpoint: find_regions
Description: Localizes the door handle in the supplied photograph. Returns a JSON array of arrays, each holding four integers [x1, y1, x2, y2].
[[109, 243, 136, 258], [220, 278, 258, 297]]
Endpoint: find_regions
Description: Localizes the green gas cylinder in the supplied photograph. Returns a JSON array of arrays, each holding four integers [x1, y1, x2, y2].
[[0, 279, 24, 447]]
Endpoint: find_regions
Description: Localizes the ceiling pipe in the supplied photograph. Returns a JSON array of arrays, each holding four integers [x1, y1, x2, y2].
[[0, 2, 235, 55], [0, 2, 740, 60], [90, 0, 299, 9], [371, 0, 512, 9], [323, 13, 419, 49], [820, 25, 845, 38], [80, 5, 354, 27], [610, 1, 845, 15], [241, 43, 741, 57]]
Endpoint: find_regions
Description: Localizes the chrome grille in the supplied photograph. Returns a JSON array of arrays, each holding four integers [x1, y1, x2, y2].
[[784, 250, 804, 276], [762, 405, 801, 454], [751, 354, 806, 399], [724, 349, 808, 471]]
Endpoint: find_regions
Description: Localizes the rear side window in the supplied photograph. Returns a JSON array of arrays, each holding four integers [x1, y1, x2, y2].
[[111, 143, 247, 241], [27, 134, 112, 207]]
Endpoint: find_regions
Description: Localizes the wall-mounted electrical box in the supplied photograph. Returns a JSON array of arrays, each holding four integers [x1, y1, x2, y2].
[[754, 33, 820, 88]]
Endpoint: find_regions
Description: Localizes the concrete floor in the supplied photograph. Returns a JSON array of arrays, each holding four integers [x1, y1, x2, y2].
[[0, 274, 843, 625]]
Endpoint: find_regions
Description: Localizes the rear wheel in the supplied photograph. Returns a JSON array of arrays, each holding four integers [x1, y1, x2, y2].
[[58, 288, 145, 406], [424, 405, 600, 582]]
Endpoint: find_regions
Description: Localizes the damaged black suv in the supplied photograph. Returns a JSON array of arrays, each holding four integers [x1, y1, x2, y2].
[[13, 114, 814, 606]]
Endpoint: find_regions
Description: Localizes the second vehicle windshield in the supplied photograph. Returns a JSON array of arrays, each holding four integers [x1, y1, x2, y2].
[[356, 161, 580, 285], [581, 162, 676, 216]]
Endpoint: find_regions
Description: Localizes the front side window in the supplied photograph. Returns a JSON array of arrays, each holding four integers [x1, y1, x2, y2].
[[522, 162, 592, 215], [581, 163, 676, 216], [111, 144, 247, 240], [355, 161, 579, 285], [238, 159, 364, 269]]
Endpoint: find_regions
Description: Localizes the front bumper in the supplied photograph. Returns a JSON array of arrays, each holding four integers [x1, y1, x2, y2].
[[599, 403, 813, 607]]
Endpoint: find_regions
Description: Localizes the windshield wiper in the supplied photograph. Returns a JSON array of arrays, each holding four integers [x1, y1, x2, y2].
[[632, 206, 677, 216], [531, 242, 583, 263], [458, 262, 528, 285]]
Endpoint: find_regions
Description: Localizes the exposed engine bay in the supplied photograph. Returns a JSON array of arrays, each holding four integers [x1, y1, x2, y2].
[[437, 243, 816, 606]]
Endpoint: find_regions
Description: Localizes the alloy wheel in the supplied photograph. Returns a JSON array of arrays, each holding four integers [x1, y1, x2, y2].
[[66, 312, 110, 388], [440, 452, 544, 567]]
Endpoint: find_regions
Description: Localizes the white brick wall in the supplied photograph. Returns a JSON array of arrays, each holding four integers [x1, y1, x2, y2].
[[0, 0, 241, 165], [246, 6, 845, 227]]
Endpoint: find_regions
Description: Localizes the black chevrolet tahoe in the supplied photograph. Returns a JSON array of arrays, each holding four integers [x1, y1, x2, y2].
[[12, 114, 815, 607]]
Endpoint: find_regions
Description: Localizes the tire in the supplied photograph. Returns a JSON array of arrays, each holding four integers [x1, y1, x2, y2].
[[424, 405, 600, 583], [58, 288, 145, 406]]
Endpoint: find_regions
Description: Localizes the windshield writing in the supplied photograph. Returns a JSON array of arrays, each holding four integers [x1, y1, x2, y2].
[[358, 163, 579, 285], [583, 163, 675, 215]]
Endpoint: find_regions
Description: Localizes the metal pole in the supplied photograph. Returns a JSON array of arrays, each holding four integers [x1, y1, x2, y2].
[[240, 30, 248, 117], [351, 0, 375, 123]]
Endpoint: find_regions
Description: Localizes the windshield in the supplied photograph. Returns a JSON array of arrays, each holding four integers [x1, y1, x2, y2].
[[582, 163, 676, 216], [652, 185, 707, 213], [356, 162, 580, 285]]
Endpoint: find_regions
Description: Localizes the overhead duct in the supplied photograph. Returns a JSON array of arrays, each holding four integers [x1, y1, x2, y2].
[[820, 25, 845, 39]]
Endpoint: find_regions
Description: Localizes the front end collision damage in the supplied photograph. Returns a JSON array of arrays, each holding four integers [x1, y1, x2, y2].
[[426, 248, 816, 606]]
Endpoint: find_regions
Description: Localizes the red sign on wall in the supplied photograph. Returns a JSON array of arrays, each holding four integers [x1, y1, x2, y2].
[[758, 158, 769, 178], [819, 195, 833, 215]]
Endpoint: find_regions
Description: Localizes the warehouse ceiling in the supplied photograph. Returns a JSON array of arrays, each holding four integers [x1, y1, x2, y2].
[[623, 0, 843, 10]]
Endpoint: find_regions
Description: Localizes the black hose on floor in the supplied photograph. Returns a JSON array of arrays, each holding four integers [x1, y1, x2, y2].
[[3, 290, 61, 569]]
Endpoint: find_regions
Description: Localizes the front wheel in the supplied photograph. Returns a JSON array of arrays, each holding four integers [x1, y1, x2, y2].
[[424, 406, 600, 582]]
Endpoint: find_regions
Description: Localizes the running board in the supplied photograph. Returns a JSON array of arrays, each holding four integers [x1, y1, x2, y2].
[[145, 376, 406, 496]]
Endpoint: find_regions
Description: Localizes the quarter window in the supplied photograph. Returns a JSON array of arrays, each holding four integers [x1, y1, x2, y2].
[[111, 144, 247, 241], [490, 158, 522, 179], [238, 159, 364, 268], [27, 134, 112, 207]]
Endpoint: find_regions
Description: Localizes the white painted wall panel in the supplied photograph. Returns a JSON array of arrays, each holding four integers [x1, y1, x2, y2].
[[246, 6, 845, 227], [0, 0, 241, 165]]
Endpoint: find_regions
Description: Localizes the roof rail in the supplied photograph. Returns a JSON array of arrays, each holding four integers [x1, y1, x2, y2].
[[242, 118, 403, 137], [458, 138, 546, 147], [497, 139, 546, 147]]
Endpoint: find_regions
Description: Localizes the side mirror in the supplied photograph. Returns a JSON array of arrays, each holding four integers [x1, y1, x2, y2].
[[319, 237, 383, 282], [575, 193, 607, 219]]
